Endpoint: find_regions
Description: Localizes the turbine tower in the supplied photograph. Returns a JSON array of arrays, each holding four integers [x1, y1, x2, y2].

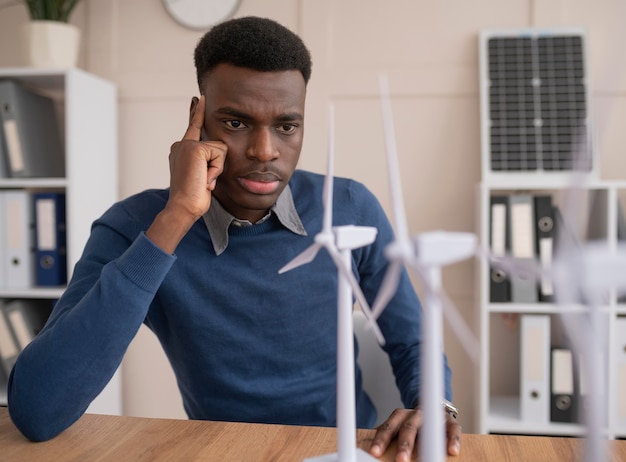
[[279, 104, 383, 462], [372, 74, 478, 462]]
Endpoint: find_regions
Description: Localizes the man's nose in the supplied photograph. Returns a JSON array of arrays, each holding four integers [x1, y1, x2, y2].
[[247, 128, 278, 162]]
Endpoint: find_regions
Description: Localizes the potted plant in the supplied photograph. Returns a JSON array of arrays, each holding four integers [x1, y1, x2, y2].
[[20, 0, 84, 68]]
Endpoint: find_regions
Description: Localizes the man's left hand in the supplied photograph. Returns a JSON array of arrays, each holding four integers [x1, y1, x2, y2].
[[368, 408, 462, 461]]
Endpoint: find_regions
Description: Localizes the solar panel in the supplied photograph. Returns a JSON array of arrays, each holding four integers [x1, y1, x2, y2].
[[480, 29, 593, 175]]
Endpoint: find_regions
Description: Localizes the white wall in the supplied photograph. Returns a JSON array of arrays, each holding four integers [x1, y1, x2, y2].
[[1, 0, 625, 433]]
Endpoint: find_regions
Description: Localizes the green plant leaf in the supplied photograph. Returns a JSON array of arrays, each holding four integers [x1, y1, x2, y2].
[[22, 0, 82, 22]]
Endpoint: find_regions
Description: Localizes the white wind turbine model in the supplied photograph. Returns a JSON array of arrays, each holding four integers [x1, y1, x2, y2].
[[279, 104, 384, 462], [371, 75, 479, 462]]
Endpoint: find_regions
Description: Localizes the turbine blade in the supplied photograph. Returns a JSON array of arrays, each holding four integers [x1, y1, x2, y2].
[[322, 103, 335, 234], [439, 290, 480, 364], [378, 74, 410, 243], [325, 245, 386, 345], [407, 262, 480, 363], [370, 260, 403, 320], [476, 244, 546, 291], [278, 243, 322, 274]]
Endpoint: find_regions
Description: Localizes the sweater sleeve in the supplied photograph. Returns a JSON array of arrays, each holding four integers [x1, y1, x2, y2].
[[7, 222, 175, 442], [348, 180, 453, 408]]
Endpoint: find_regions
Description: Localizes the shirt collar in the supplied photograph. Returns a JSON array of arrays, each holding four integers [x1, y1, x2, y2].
[[202, 185, 307, 255]]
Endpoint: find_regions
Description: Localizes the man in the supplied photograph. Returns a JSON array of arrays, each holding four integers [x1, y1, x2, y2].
[[8, 16, 461, 460]]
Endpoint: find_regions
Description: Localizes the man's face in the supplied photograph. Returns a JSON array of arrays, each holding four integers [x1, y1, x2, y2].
[[199, 63, 306, 223]]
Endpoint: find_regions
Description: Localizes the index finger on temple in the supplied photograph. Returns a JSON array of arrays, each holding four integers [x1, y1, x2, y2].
[[183, 95, 206, 141]]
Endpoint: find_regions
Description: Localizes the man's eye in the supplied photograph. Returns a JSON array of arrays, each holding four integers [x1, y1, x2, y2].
[[225, 120, 245, 129], [278, 124, 297, 134]]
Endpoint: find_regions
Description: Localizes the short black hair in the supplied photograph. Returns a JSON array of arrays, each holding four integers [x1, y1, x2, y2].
[[194, 16, 312, 88]]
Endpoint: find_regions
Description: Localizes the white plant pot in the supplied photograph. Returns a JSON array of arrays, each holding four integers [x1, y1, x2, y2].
[[21, 20, 80, 68]]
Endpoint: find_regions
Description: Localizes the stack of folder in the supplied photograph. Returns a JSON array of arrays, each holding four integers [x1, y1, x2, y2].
[[519, 313, 610, 425], [489, 194, 558, 303], [0, 191, 67, 289]]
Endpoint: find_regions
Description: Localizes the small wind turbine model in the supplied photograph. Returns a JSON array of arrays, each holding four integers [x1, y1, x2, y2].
[[279, 104, 384, 462], [371, 74, 478, 462]]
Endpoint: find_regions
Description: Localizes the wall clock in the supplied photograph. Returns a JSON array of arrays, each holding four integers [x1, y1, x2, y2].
[[162, 0, 241, 30]]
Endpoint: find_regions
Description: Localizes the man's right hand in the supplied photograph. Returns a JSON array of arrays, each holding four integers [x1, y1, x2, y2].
[[146, 95, 227, 254]]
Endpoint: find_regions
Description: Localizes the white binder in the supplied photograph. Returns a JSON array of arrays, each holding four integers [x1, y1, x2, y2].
[[1, 190, 35, 288], [0, 193, 4, 287], [509, 195, 538, 303], [616, 317, 626, 430], [521, 314, 550, 423]]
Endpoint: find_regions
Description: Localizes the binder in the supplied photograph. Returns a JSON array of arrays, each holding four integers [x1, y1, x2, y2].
[[0, 301, 20, 377], [0, 193, 4, 288], [553, 206, 579, 256], [618, 199, 626, 242], [576, 352, 588, 422], [0, 116, 8, 178], [534, 196, 555, 302], [1, 190, 35, 288], [2, 299, 51, 351], [509, 195, 538, 303], [616, 318, 626, 429], [489, 195, 511, 302], [617, 201, 626, 303], [520, 314, 550, 423], [0, 80, 64, 178], [550, 348, 576, 423], [34, 192, 67, 286]]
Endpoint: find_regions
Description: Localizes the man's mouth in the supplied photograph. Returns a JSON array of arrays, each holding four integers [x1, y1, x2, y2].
[[238, 172, 281, 195]]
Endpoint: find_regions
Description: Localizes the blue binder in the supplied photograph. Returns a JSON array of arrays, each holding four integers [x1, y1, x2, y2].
[[33, 192, 67, 286]]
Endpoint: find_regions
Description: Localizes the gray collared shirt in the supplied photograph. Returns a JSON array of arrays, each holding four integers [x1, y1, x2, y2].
[[202, 185, 307, 255]]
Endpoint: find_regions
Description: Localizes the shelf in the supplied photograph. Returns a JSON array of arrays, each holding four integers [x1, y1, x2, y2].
[[0, 287, 65, 299], [487, 303, 612, 314], [0, 67, 121, 416], [0, 178, 67, 189], [0, 68, 67, 92], [480, 177, 626, 192], [479, 182, 626, 438], [488, 396, 587, 436]]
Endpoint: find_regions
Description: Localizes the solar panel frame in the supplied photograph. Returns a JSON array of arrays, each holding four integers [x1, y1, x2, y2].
[[479, 27, 597, 186]]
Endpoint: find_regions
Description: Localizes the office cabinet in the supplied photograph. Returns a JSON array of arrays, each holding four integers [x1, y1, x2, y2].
[[0, 68, 121, 415]]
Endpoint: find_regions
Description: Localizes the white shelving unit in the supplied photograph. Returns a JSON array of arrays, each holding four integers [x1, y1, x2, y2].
[[0, 68, 121, 415], [477, 178, 626, 439], [476, 26, 626, 440]]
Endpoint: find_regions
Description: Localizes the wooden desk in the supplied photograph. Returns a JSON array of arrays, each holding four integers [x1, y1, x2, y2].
[[1, 407, 625, 461]]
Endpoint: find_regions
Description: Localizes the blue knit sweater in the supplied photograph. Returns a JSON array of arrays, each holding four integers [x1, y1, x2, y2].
[[7, 170, 451, 441]]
